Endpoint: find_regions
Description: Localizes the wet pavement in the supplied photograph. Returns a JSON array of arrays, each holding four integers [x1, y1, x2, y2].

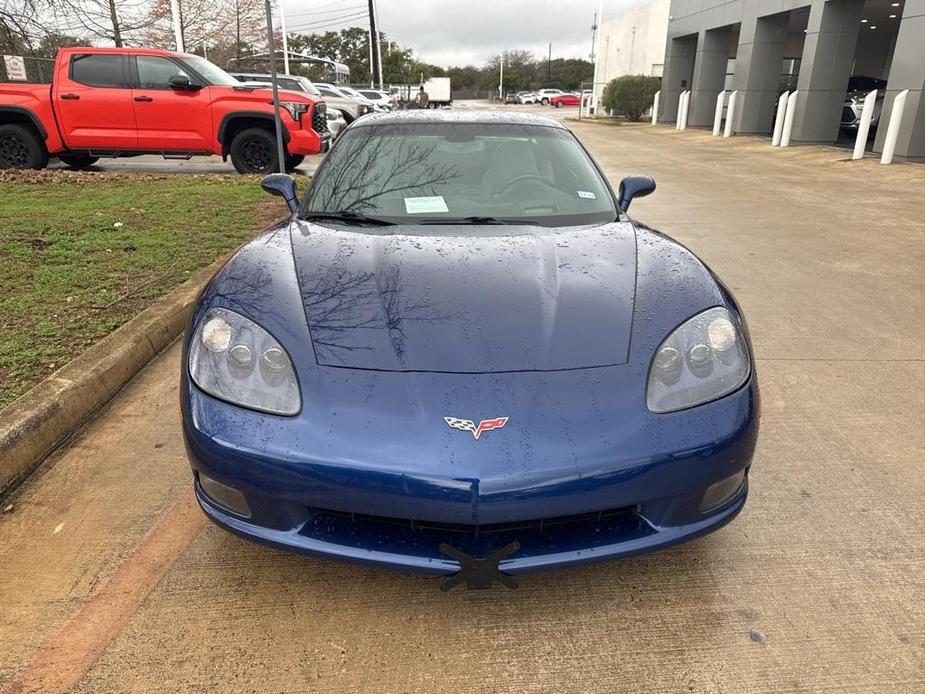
[[1, 120, 924, 693]]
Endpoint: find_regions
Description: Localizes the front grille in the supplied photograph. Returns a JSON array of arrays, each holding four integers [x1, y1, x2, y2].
[[312, 102, 328, 134], [842, 106, 856, 124], [320, 505, 636, 537]]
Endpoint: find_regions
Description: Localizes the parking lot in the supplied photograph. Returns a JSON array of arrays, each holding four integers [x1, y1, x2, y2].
[[1, 119, 924, 693]]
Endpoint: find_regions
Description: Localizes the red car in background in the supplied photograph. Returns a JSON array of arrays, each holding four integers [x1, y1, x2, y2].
[[0, 47, 327, 173], [550, 93, 581, 108]]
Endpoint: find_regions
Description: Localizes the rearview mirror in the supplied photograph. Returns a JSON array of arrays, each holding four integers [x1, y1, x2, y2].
[[168, 74, 198, 90], [618, 176, 656, 213], [261, 173, 298, 213]]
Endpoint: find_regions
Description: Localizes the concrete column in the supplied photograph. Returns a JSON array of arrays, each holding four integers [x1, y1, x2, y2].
[[873, 0, 925, 158], [732, 12, 788, 134], [790, 0, 864, 144], [660, 33, 697, 122], [689, 26, 732, 127]]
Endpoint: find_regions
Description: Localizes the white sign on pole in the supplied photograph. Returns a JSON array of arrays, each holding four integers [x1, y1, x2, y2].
[[3, 55, 27, 81]]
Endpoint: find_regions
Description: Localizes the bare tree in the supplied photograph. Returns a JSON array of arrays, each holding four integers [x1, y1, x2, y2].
[[52, 0, 154, 47], [143, 0, 265, 61]]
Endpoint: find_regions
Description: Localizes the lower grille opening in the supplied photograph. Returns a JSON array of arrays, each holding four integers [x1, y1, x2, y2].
[[319, 505, 636, 537]]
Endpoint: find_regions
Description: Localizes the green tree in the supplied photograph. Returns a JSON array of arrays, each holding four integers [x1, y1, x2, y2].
[[603, 74, 661, 121]]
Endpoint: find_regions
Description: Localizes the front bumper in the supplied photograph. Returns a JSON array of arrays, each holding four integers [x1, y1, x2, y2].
[[183, 374, 758, 575], [287, 126, 324, 156], [194, 475, 748, 575]]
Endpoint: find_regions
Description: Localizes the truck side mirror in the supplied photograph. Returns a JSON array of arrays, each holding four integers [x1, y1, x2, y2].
[[261, 174, 298, 213], [168, 74, 197, 90], [618, 176, 656, 212]]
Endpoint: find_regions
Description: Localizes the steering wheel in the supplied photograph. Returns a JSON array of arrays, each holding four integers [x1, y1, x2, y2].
[[494, 174, 548, 197]]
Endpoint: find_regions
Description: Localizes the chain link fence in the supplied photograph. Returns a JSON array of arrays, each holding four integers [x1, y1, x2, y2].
[[0, 55, 55, 83]]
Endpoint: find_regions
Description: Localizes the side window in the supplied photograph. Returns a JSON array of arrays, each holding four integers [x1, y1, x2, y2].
[[277, 78, 301, 91], [317, 86, 338, 98], [136, 56, 189, 89], [71, 54, 125, 88]]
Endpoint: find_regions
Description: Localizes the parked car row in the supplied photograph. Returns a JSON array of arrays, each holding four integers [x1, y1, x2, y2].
[[228, 71, 396, 134], [508, 89, 586, 108]]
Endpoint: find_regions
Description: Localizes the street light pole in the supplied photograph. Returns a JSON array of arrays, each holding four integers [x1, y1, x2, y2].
[[264, 0, 286, 173], [499, 54, 504, 100]]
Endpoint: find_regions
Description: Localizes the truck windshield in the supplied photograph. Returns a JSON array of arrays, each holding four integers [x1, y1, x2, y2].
[[301, 122, 616, 227], [182, 55, 240, 87]]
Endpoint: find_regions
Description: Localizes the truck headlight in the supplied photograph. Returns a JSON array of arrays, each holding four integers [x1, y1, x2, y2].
[[646, 307, 751, 413], [280, 101, 308, 123], [189, 308, 300, 415]]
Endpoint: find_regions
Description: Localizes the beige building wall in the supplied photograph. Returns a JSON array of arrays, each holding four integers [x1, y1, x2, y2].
[[596, 0, 671, 86]]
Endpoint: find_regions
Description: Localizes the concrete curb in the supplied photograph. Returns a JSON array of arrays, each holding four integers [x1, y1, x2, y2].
[[0, 260, 223, 498]]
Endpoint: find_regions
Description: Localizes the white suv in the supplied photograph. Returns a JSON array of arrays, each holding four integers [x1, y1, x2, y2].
[[536, 89, 565, 105]]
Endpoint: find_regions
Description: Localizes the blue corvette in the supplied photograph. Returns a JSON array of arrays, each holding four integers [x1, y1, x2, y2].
[[181, 111, 759, 589]]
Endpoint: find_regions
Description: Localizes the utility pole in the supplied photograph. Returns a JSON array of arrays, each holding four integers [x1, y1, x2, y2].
[[367, 0, 381, 90], [547, 42, 551, 82], [280, 0, 289, 74], [373, 0, 384, 88], [264, 0, 286, 173], [170, 0, 183, 52]]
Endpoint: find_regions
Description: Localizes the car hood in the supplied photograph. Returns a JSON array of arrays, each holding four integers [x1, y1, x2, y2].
[[289, 221, 637, 373]]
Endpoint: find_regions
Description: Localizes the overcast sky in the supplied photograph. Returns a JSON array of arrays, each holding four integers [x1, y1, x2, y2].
[[282, 0, 643, 67]]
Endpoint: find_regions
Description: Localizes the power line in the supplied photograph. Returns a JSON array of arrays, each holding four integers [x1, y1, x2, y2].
[[285, 4, 365, 19], [287, 11, 367, 32]]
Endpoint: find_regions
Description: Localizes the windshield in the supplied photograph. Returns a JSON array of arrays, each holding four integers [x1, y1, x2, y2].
[[183, 55, 240, 86], [301, 122, 616, 227]]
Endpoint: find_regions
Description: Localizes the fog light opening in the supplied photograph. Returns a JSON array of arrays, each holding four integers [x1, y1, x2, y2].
[[700, 469, 746, 512], [199, 473, 251, 517]]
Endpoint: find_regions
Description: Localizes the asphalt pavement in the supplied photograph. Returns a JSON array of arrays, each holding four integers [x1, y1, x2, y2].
[[1, 118, 923, 693]]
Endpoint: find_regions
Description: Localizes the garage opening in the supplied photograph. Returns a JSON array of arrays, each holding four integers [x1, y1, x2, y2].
[[836, 0, 902, 151]]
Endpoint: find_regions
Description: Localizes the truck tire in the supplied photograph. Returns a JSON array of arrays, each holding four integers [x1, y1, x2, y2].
[[229, 127, 279, 174], [58, 154, 99, 169], [0, 124, 48, 170], [285, 154, 305, 171]]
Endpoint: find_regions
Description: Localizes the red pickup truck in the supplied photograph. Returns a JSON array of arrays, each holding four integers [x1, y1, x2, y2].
[[0, 47, 327, 173]]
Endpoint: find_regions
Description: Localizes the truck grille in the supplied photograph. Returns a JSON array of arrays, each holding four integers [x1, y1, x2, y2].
[[312, 102, 328, 135]]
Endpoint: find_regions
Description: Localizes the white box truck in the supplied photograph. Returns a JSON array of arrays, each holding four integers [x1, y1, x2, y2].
[[422, 77, 452, 108]]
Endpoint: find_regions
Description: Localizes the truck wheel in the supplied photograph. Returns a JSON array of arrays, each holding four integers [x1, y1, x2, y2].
[[229, 128, 278, 174], [285, 154, 305, 171], [58, 154, 99, 169], [0, 124, 48, 170]]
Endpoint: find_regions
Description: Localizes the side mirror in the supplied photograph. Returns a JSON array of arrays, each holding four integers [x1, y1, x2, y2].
[[617, 175, 656, 213], [261, 173, 298, 213], [168, 74, 198, 90]]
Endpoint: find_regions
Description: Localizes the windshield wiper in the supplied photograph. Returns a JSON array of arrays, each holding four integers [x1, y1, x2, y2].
[[421, 216, 538, 225], [301, 211, 395, 226]]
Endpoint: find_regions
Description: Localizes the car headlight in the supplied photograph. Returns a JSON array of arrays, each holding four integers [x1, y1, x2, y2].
[[279, 101, 308, 123], [646, 307, 751, 413], [189, 308, 300, 415]]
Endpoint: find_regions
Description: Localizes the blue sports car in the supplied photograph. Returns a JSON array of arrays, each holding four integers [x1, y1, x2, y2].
[[181, 111, 759, 589]]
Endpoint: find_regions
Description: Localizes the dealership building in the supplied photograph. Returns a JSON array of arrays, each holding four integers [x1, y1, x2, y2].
[[660, 0, 924, 158]]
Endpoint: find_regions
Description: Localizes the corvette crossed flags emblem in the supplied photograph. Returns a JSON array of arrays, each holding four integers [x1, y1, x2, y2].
[[444, 416, 509, 440]]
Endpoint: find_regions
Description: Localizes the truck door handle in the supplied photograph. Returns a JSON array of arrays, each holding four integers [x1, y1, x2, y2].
[[60, 93, 80, 100], [134, 95, 153, 102]]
